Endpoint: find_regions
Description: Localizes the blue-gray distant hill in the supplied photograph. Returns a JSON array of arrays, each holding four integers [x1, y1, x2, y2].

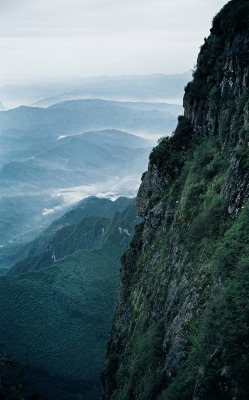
[[0, 72, 190, 108], [33, 73, 190, 107], [0, 97, 181, 277], [0, 99, 180, 140], [0, 129, 151, 191], [0, 99, 181, 167], [0, 129, 151, 247]]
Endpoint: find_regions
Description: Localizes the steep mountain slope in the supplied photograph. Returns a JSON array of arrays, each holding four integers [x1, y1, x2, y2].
[[101, 1, 249, 399], [1, 196, 131, 273], [8, 197, 133, 276], [0, 199, 141, 400]]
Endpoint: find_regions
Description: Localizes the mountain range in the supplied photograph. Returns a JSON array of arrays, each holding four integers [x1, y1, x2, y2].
[[0, 128, 152, 272], [0, 72, 191, 109], [0, 96, 182, 273]]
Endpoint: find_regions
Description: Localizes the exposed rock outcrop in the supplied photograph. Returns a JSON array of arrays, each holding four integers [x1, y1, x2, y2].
[[101, 1, 249, 399]]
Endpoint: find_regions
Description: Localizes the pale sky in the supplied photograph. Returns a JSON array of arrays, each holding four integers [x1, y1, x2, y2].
[[0, 0, 228, 82]]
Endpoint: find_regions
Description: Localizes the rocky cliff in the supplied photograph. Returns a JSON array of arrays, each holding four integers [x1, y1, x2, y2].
[[101, 1, 249, 399]]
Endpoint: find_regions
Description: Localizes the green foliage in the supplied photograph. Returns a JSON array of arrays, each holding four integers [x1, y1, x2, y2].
[[186, 1, 249, 105], [214, 204, 249, 278], [154, 206, 249, 399], [209, 85, 221, 106], [101, 2, 249, 399], [191, 138, 224, 178], [103, 78, 249, 400], [0, 250, 116, 399], [235, 145, 249, 170], [0, 199, 140, 400], [236, 96, 248, 114], [218, 258, 249, 397], [176, 136, 226, 229], [8, 196, 133, 275], [212, 0, 249, 38], [103, 159, 249, 400], [107, 319, 166, 400], [170, 204, 249, 400], [158, 370, 193, 400], [187, 197, 227, 245], [183, 181, 206, 211], [0, 351, 40, 400], [149, 116, 195, 178]]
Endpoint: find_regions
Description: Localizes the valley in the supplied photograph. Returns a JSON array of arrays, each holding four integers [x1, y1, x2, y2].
[[0, 197, 141, 400], [0, 94, 183, 272], [0, 73, 187, 399]]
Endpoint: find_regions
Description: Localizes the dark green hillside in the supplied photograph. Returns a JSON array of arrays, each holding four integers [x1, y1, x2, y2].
[[0, 200, 141, 399], [101, 1, 249, 399], [9, 214, 111, 275], [6, 196, 131, 274]]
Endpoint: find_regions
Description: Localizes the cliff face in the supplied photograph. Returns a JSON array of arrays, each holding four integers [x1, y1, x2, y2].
[[101, 1, 249, 399]]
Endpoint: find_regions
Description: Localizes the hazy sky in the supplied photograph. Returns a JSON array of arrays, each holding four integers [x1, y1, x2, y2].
[[0, 0, 228, 82]]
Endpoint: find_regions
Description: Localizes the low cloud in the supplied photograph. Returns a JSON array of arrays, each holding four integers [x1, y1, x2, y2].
[[41, 174, 141, 217], [48, 175, 141, 210]]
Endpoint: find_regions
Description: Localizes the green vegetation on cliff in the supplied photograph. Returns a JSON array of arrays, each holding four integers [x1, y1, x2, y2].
[[101, 1, 249, 399]]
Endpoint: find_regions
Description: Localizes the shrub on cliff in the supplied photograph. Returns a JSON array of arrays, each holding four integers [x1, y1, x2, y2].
[[150, 116, 195, 177]]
